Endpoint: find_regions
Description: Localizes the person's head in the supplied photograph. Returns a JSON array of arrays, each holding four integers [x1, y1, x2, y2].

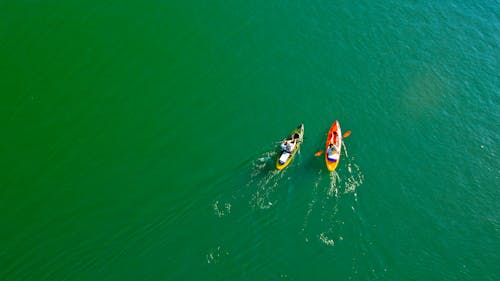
[[329, 144, 333, 148], [333, 132, 337, 135]]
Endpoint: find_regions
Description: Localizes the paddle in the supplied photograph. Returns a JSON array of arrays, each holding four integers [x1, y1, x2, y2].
[[314, 130, 351, 156], [314, 150, 324, 156]]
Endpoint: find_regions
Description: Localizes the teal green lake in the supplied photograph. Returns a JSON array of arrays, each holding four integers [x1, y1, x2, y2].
[[1, 1, 499, 280]]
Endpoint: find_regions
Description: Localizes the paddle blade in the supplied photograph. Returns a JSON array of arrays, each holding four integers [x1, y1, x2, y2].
[[343, 130, 351, 138], [314, 150, 324, 156]]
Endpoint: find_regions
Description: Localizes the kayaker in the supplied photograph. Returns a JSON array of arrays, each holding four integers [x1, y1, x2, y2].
[[281, 139, 297, 153], [327, 143, 338, 156]]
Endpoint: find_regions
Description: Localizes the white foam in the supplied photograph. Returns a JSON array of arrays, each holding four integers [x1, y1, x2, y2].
[[250, 169, 284, 209], [344, 163, 364, 194], [319, 233, 335, 246], [213, 200, 232, 218], [206, 245, 230, 264], [327, 171, 341, 197]]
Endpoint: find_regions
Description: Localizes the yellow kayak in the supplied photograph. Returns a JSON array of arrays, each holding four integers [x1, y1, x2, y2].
[[276, 124, 304, 170]]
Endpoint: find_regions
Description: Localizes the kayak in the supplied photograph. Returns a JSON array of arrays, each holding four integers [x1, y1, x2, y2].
[[276, 124, 304, 170], [325, 121, 342, 172]]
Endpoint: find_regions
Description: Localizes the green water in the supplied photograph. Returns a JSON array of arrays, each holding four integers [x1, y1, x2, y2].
[[1, 1, 499, 280]]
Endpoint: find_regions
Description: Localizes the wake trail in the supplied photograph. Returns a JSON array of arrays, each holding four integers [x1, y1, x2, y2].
[[211, 149, 278, 218], [301, 142, 364, 247], [250, 168, 285, 209]]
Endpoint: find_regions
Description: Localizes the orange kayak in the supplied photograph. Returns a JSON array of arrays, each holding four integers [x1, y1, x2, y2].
[[325, 121, 342, 172]]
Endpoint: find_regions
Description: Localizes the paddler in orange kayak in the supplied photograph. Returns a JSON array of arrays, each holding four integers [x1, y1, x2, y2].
[[315, 121, 351, 172]]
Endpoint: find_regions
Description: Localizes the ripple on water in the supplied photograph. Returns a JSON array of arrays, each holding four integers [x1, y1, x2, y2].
[[246, 149, 290, 209], [206, 245, 230, 264], [302, 145, 364, 246], [213, 200, 232, 218]]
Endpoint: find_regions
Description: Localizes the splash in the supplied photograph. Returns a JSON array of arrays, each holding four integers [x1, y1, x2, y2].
[[246, 150, 277, 187], [250, 169, 285, 209], [206, 245, 230, 264], [342, 143, 364, 195], [327, 171, 341, 198], [302, 169, 344, 246], [210, 147, 285, 218], [213, 200, 232, 218], [319, 232, 336, 247], [344, 160, 364, 195], [241, 148, 290, 209]]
